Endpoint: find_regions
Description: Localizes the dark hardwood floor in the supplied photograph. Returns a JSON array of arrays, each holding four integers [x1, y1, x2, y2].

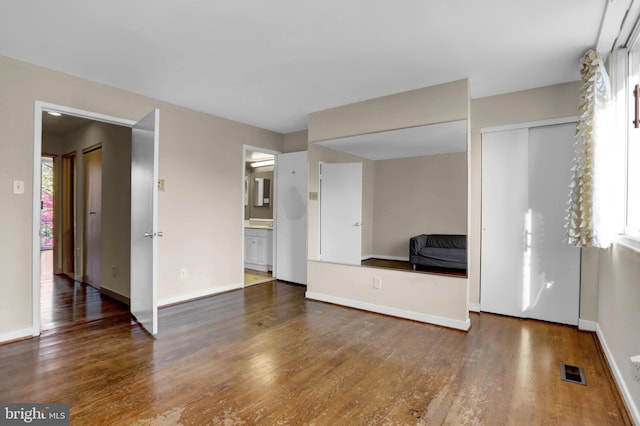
[[40, 273, 131, 331], [361, 258, 467, 277], [0, 280, 630, 425]]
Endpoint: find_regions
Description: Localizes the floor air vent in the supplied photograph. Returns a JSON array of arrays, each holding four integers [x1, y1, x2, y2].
[[560, 363, 587, 385]]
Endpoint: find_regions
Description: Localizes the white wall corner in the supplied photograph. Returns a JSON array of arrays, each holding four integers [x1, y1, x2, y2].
[[469, 303, 481, 313], [0, 328, 34, 344], [596, 323, 640, 425]]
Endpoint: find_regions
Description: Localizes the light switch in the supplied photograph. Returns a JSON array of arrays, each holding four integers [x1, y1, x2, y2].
[[12, 180, 24, 194]]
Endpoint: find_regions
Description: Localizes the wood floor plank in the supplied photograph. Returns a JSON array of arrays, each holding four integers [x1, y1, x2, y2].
[[0, 280, 631, 425]]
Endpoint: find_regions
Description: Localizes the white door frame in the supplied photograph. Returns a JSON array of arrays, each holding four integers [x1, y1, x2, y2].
[[32, 101, 136, 336], [241, 145, 280, 284]]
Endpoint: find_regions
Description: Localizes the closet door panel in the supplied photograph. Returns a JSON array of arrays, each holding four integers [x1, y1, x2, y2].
[[526, 123, 580, 325], [481, 129, 529, 317]]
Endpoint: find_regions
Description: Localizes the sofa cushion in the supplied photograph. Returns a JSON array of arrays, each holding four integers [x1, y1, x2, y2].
[[427, 234, 466, 249], [418, 247, 467, 264]]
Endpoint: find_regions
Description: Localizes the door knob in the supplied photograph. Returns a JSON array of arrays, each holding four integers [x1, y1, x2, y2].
[[354, 222, 361, 227], [144, 232, 153, 238]]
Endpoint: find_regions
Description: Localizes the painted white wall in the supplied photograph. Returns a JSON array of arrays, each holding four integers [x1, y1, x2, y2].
[[0, 54, 283, 340]]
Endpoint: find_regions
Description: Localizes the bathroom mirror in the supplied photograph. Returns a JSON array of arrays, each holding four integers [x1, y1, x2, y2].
[[254, 178, 271, 206], [314, 120, 468, 276]]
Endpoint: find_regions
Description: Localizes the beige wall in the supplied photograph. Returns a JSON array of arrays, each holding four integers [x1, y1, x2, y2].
[[468, 82, 589, 312], [282, 130, 308, 153], [371, 152, 467, 258], [307, 80, 470, 328], [597, 244, 640, 416], [309, 79, 469, 142], [0, 55, 283, 340]]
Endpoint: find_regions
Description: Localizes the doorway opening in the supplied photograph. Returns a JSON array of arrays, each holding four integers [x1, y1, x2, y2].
[[33, 102, 160, 337], [242, 146, 279, 286], [39, 113, 130, 331]]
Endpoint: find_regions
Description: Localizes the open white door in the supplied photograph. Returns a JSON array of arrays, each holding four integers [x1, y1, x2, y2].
[[131, 109, 159, 336], [276, 151, 308, 284], [319, 162, 362, 265]]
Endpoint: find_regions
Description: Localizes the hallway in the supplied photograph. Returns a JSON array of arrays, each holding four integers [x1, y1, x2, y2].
[[40, 250, 129, 331]]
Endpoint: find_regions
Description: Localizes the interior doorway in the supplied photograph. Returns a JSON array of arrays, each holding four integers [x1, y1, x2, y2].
[[242, 146, 279, 286], [39, 155, 56, 289], [33, 102, 160, 337]]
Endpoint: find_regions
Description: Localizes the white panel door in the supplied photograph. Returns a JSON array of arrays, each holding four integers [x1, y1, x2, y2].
[[131, 109, 159, 336], [526, 123, 580, 325], [481, 129, 529, 318], [319, 162, 362, 265], [481, 123, 580, 325], [276, 151, 308, 284]]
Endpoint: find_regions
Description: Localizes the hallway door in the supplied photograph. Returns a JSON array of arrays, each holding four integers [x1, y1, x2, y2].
[[83, 145, 102, 288], [131, 109, 160, 336]]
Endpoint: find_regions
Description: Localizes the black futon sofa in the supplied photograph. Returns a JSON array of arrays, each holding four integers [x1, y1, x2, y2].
[[409, 234, 467, 271]]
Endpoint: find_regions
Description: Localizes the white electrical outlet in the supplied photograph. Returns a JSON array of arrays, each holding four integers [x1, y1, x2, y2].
[[373, 276, 382, 290], [180, 268, 188, 280], [631, 355, 640, 382]]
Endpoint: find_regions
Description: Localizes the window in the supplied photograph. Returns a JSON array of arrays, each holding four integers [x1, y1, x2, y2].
[[627, 41, 640, 239]]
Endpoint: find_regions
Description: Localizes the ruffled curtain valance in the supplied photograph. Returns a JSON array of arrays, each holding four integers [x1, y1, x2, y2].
[[565, 49, 615, 248]]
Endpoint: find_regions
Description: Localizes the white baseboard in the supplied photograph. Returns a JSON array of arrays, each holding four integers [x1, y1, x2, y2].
[[158, 283, 243, 307], [469, 303, 481, 313], [0, 327, 34, 344], [305, 291, 470, 331], [578, 319, 597, 332], [595, 323, 640, 425]]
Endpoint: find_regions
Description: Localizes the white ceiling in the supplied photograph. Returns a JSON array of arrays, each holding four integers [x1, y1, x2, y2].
[[316, 120, 467, 160], [0, 1, 605, 134]]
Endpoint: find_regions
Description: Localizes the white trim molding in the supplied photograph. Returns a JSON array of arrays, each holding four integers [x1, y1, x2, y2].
[[481, 116, 578, 134], [469, 303, 481, 313], [578, 319, 597, 332], [158, 283, 243, 307], [0, 328, 34, 344], [305, 291, 471, 331], [596, 323, 640, 424]]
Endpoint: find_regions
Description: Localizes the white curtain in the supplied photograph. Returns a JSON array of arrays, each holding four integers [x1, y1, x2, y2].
[[566, 49, 616, 248]]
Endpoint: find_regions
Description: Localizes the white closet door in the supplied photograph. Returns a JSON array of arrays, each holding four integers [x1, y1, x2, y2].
[[481, 123, 580, 326], [481, 129, 529, 318], [526, 123, 580, 325]]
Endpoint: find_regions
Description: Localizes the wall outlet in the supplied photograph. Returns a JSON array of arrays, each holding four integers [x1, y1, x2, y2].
[[373, 276, 382, 290], [12, 180, 24, 194], [111, 265, 118, 278], [180, 268, 188, 280], [631, 355, 640, 382]]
